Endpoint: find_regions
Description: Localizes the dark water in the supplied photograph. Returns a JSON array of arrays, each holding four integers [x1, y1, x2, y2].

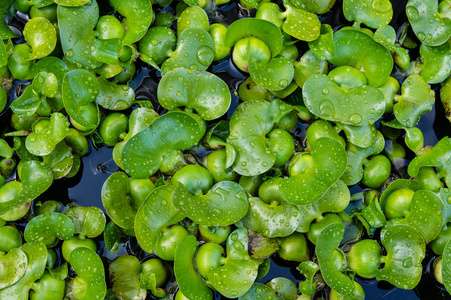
[[2, 0, 450, 299]]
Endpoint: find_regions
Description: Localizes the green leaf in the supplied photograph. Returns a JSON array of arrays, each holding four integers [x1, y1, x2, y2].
[[274, 137, 347, 205], [394, 190, 444, 243], [121, 111, 206, 178], [173, 181, 248, 226], [0, 160, 53, 216], [282, 6, 321, 42], [443, 239, 451, 292], [109, 255, 146, 300], [134, 185, 185, 253], [289, 0, 335, 14], [265, 278, 297, 300], [0, 242, 47, 300], [96, 77, 135, 110], [406, 0, 451, 46], [24, 212, 74, 244], [57, 0, 100, 69], [225, 18, 283, 58], [248, 56, 294, 91], [208, 228, 261, 298], [297, 261, 320, 296], [91, 38, 121, 65], [239, 283, 283, 300], [408, 137, 451, 187], [341, 130, 385, 185], [343, 0, 393, 28], [316, 223, 357, 298], [26, 113, 70, 156], [101, 172, 140, 230], [0, 248, 28, 289], [377, 224, 425, 289], [0, 0, 17, 40], [329, 28, 393, 87], [65, 206, 106, 238], [293, 50, 328, 88], [23, 17, 56, 60], [10, 85, 43, 117], [161, 28, 215, 73], [31, 57, 69, 112], [303, 74, 385, 126], [393, 75, 435, 127], [339, 123, 378, 148], [41, 141, 74, 179], [158, 68, 231, 120], [54, 0, 90, 6], [226, 99, 292, 176], [62, 69, 100, 131], [296, 180, 350, 232], [69, 247, 107, 300], [104, 221, 123, 251], [174, 235, 213, 300], [419, 42, 451, 84], [308, 24, 335, 60], [242, 197, 301, 238], [109, 0, 153, 45]]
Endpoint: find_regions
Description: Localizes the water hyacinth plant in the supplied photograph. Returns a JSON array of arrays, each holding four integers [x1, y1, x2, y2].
[[2, 0, 451, 299]]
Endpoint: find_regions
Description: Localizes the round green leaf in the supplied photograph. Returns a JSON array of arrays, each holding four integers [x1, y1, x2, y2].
[[26, 112, 70, 156], [341, 130, 385, 185], [393, 190, 444, 243], [293, 50, 328, 88], [377, 224, 425, 289], [308, 24, 335, 61], [23, 17, 56, 60], [274, 137, 347, 205], [393, 75, 435, 127], [41, 141, 74, 179], [282, 6, 321, 42], [174, 235, 213, 300], [62, 69, 100, 131], [65, 206, 106, 239], [343, 0, 393, 28], [122, 111, 206, 178], [55, 0, 90, 6], [242, 197, 301, 238], [316, 223, 357, 298], [134, 185, 185, 253], [158, 68, 231, 120], [102, 172, 140, 230], [161, 28, 215, 73], [24, 212, 74, 244], [239, 283, 283, 300], [109, 255, 146, 300], [296, 180, 350, 232], [248, 56, 294, 91], [329, 28, 393, 87], [303, 74, 385, 126], [96, 77, 135, 110], [406, 0, 451, 46], [69, 247, 106, 300], [0, 242, 48, 300], [207, 228, 261, 298], [225, 18, 283, 58], [0, 160, 53, 216], [173, 181, 248, 226], [419, 42, 451, 84], [57, 0, 101, 69], [226, 99, 293, 176], [443, 239, 451, 292], [0, 248, 28, 289], [109, 0, 153, 45]]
